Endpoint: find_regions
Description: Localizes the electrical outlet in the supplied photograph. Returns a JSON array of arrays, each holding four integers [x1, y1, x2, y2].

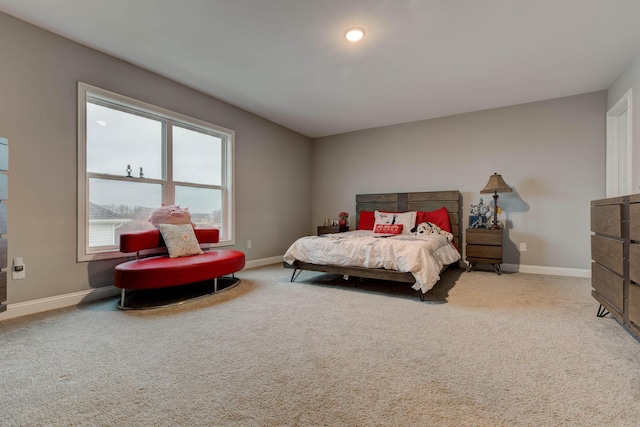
[[247, 240, 252, 249], [519, 243, 527, 252], [12, 257, 25, 280]]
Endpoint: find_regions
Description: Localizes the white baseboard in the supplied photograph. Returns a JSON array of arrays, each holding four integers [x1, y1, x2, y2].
[[0, 286, 120, 321], [501, 263, 590, 278], [244, 256, 283, 269], [248, 257, 592, 279], [0, 257, 589, 322]]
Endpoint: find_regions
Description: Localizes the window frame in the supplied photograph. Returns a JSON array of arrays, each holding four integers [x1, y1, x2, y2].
[[77, 82, 235, 262]]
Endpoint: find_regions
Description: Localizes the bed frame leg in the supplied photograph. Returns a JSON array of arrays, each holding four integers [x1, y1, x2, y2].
[[290, 269, 302, 282], [347, 276, 360, 287], [597, 304, 609, 318], [419, 292, 426, 302]]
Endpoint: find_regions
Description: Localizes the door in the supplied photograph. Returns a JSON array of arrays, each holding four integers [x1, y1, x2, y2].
[[606, 89, 633, 197]]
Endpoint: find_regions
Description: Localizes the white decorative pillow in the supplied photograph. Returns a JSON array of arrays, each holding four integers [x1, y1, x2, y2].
[[157, 223, 204, 258], [373, 210, 417, 234]]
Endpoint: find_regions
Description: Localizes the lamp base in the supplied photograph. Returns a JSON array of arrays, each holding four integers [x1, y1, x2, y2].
[[490, 192, 501, 229]]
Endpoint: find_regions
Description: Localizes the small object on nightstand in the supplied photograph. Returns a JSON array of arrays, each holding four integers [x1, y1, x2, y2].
[[338, 211, 349, 229], [465, 227, 503, 274]]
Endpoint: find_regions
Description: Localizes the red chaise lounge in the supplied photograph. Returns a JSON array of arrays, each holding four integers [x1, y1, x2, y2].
[[114, 228, 245, 309]]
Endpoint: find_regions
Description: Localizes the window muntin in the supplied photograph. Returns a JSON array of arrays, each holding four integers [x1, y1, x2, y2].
[[78, 82, 235, 261]]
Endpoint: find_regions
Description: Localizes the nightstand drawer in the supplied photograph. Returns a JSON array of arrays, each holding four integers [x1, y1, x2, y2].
[[466, 245, 502, 260], [317, 225, 349, 235], [318, 225, 338, 235], [466, 229, 502, 245]]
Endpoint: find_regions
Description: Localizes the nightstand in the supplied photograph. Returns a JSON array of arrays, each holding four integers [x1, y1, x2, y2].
[[465, 227, 503, 274], [317, 225, 349, 235]]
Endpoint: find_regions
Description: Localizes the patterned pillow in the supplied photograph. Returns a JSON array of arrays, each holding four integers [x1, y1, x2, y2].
[[374, 224, 403, 234], [373, 210, 416, 234], [157, 223, 204, 258]]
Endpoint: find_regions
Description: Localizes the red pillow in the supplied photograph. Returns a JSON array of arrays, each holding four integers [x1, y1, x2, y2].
[[358, 210, 375, 230], [374, 224, 403, 234], [416, 207, 451, 232]]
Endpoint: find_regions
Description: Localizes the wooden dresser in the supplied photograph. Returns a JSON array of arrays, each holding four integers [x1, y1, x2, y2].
[[591, 195, 640, 339], [0, 137, 7, 313]]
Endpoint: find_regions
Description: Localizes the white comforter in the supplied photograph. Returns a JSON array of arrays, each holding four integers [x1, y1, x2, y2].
[[283, 230, 461, 293]]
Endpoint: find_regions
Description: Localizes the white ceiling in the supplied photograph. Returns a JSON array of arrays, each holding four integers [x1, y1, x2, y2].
[[2, 0, 640, 138]]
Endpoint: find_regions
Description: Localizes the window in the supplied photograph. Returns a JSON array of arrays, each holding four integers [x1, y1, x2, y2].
[[77, 82, 235, 261]]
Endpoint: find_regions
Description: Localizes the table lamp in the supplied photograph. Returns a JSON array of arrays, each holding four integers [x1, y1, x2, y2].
[[480, 173, 512, 229]]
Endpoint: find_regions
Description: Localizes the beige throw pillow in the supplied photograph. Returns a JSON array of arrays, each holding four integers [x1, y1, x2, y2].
[[157, 223, 204, 258]]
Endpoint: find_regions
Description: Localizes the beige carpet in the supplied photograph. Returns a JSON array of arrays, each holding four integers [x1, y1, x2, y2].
[[1, 264, 639, 426]]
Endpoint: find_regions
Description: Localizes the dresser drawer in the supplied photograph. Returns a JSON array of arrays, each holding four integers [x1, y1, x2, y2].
[[630, 203, 640, 241], [591, 235, 624, 276], [591, 204, 623, 237], [592, 262, 624, 312], [630, 243, 640, 284], [629, 283, 640, 327], [0, 271, 5, 308]]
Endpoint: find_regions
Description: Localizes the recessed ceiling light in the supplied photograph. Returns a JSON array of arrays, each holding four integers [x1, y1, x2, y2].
[[96, 120, 107, 126], [344, 27, 366, 42]]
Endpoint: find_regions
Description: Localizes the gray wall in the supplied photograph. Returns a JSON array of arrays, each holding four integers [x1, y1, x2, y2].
[[311, 92, 607, 270], [608, 50, 640, 192], [0, 12, 312, 304], [0, 10, 613, 307]]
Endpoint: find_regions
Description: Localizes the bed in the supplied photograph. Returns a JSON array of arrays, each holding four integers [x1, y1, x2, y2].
[[283, 190, 463, 299]]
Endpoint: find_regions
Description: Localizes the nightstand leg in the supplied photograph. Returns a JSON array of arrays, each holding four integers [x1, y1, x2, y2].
[[467, 261, 502, 274]]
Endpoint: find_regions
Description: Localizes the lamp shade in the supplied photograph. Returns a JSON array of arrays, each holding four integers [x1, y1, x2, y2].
[[480, 173, 512, 194]]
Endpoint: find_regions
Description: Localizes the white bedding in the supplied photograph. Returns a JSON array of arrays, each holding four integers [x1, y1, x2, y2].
[[283, 230, 461, 293]]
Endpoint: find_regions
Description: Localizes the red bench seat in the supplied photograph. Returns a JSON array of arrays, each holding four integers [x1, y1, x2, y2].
[[114, 228, 245, 308]]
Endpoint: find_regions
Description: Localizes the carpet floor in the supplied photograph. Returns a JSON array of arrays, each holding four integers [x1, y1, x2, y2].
[[1, 264, 639, 426]]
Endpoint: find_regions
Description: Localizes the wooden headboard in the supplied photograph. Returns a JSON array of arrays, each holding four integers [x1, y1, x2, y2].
[[355, 190, 463, 251]]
